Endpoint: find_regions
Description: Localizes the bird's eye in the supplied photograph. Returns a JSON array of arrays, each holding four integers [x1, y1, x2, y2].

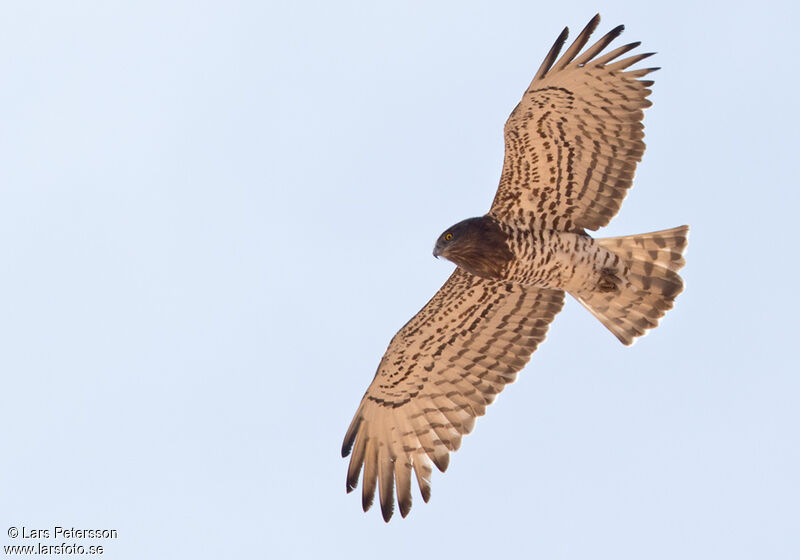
[[445, 233, 453, 241]]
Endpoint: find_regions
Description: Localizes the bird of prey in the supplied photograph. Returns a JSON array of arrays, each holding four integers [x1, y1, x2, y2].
[[342, 14, 689, 522]]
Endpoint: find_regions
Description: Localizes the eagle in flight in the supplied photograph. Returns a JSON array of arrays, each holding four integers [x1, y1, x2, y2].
[[342, 14, 688, 521]]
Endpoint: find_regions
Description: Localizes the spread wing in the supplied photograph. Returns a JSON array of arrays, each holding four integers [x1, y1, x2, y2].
[[489, 14, 658, 233], [342, 269, 565, 521]]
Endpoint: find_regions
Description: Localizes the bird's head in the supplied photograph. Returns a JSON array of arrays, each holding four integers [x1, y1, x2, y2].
[[432, 216, 513, 279]]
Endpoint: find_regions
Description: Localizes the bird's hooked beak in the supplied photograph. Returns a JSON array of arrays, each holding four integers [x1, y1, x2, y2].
[[432, 244, 443, 259]]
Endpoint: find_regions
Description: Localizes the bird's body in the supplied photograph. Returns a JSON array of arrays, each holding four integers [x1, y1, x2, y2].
[[490, 223, 619, 292], [436, 216, 623, 290], [342, 14, 690, 522]]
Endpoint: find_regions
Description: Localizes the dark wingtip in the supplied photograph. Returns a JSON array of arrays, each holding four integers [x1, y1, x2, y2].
[[556, 26, 569, 46], [432, 453, 450, 473], [398, 497, 412, 518], [420, 486, 431, 503], [552, 26, 570, 56], [362, 492, 374, 513], [533, 25, 570, 81], [600, 24, 626, 54], [571, 20, 628, 68], [381, 501, 394, 523], [341, 416, 362, 457], [580, 14, 601, 41]]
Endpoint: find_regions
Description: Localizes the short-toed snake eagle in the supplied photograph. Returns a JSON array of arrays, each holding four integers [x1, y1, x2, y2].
[[342, 14, 689, 521]]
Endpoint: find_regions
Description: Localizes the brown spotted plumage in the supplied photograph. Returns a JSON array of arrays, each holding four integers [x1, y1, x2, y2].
[[343, 14, 689, 521]]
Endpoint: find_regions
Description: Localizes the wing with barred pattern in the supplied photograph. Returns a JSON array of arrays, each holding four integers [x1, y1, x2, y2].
[[342, 269, 564, 521], [490, 14, 658, 233]]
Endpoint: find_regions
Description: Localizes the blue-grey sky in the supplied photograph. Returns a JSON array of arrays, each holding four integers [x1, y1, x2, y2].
[[1, 1, 798, 558]]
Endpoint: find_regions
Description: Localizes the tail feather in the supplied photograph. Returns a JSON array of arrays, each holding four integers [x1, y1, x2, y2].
[[572, 225, 689, 345]]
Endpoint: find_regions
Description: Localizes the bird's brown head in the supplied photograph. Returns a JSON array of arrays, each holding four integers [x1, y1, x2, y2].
[[433, 216, 514, 279]]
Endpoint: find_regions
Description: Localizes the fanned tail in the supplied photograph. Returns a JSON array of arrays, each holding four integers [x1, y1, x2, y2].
[[572, 225, 689, 345]]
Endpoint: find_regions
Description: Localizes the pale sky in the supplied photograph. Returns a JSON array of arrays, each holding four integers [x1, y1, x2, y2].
[[1, 1, 798, 558]]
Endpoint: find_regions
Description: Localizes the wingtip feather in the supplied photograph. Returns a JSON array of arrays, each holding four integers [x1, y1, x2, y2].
[[341, 415, 362, 457], [395, 460, 413, 518], [572, 22, 626, 67], [553, 14, 601, 72], [532, 25, 569, 82], [361, 437, 378, 512], [432, 451, 450, 472], [381, 502, 394, 523], [606, 51, 656, 72]]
